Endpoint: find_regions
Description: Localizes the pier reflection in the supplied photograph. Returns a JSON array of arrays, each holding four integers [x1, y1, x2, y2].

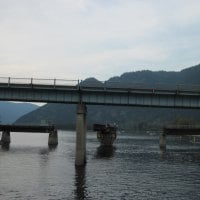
[[1, 143, 10, 151], [160, 148, 166, 160], [48, 144, 58, 151], [96, 145, 116, 159], [74, 165, 87, 200]]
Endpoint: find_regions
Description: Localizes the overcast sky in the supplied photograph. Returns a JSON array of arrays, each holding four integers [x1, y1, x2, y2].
[[0, 0, 200, 81]]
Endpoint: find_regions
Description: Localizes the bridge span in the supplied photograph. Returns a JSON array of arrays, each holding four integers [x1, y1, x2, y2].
[[160, 125, 200, 150], [0, 77, 200, 108], [0, 77, 200, 165], [0, 124, 58, 146]]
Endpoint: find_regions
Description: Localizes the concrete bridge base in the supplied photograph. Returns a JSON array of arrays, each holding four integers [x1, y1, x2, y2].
[[0, 131, 11, 145], [48, 130, 58, 146], [159, 133, 166, 150], [75, 104, 87, 166]]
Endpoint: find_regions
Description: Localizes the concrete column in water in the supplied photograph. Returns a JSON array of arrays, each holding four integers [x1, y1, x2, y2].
[[1, 131, 11, 145], [159, 133, 166, 150], [48, 130, 58, 146], [75, 103, 87, 166]]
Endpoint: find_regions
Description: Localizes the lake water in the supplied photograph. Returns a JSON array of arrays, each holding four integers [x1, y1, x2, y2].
[[0, 131, 200, 200]]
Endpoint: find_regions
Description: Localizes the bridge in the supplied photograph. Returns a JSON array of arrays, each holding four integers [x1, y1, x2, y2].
[[0, 77, 200, 165], [160, 125, 200, 150], [0, 77, 200, 108], [0, 124, 58, 146]]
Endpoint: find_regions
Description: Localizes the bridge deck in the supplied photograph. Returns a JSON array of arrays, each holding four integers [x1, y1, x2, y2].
[[0, 125, 56, 133], [164, 125, 200, 135]]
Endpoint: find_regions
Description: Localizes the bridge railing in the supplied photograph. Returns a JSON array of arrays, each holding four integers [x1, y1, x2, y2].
[[32, 78, 78, 86], [0, 77, 200, 93], [79, 79, 200, 92], [0, 77, 79, 87]]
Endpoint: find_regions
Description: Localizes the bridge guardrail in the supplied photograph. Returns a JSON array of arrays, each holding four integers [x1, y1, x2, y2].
[[0, 77, 200, 93], [0, 77, 79, 87], [32, 78, 78, 86], [79, 80, 200, 93]]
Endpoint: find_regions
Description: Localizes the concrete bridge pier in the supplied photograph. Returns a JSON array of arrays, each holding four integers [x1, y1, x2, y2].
[[48, 130, 58, 146], [0, 131, 11, 145], [75, 104, 87, 166], [159, 133, 166, 150]]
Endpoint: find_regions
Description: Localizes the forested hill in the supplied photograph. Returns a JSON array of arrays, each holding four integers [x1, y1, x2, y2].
[[15, 64, 200, 131], [108, 64, 200, 84]]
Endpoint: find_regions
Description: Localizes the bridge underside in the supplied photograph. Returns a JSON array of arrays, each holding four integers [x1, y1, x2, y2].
[[0, 124, 55, 133], [164, 127, 200, 135]]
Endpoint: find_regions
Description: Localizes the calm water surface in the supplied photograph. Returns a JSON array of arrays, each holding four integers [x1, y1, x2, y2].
[[0, 131, 200, 200]]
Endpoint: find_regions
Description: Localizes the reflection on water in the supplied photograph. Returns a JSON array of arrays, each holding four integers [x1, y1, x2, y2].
[[74, 144, 117, 200], [160, 148, 200, 164], [0, 131, 200, 200], [74, 166, 87, 200], [48, 144, 58, 151], [160, 148, 166, 160], [1, 143, 10, 151], [96, 145, 116, 159]]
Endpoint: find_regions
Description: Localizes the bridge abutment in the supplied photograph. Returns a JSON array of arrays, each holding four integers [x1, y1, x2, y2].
[[48, 130, 58, 146], [75, 104, 87, 166], [1, 131, 11, 145]]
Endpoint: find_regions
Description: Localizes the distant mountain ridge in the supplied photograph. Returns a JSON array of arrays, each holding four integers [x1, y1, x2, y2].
[[0, 102, 38, 124], [15, 64, 200, 131], [108, 64, 200, 84]]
